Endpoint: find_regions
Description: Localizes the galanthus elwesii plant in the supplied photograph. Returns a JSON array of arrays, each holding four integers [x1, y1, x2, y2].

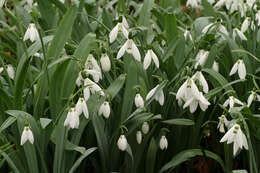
[[1, 0, 260, 173]]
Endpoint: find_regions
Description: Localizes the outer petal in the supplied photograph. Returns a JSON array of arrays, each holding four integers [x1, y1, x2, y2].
[[83, 87, 90, 101], [234, 98, 243, 105], [143, 51, 152, 70], [131, 42, 141, 62], [121, 25, 129, 39], [146, 86, 157, 100], [109, 24, 119, 43], [151, 50, 159, 68], [116, 41, 127, 59], [229, 62, 238, 76], [157, 90, 164, 106], [233, 141, 239, 156], [103, 102, 110, 119], [223, 98, 230, 107], [20, 128, 28, 145], [28, 129, 34, 144], [189, 100, 198, 113], [247, 93, 254, 107], [176, 81, 187, 100], [238, 61, 246, 79]]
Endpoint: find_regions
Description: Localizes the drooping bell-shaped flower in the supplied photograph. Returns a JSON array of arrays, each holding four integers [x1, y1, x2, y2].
[[21, 126, 34, 145], [117, 135, 128, 151], [141, 122, 149, 134], [83, 78, 105, 101], [85, 54, 102, 82], [223, 96, 244, 108], [98, 101, 110, 119], [186, 0, 201, 8], [6, 64, 15, 80], [135, 94, 144, 108], [229, 59, 246, 79], [217, 115, 229, 133], [212, 61, 219, 72], [75, 97, 89, 119], [184, 29, 193, 41], [233, 28, 247, 41], [192, 71, 209, 93], [247, 91, 260, 107], [136, 131, 142, 144], [64, 108, 80, 129], [146, 85, 165, 106], [109, 18, 129, 43], [100, 53, 111, 72], [159, 136, 168, 150], [143, 49, 159, 70], [23, 23, 39, 42], [241, 17, 254, 33], [183, 92, 210, 113], [194, 50, 209, 69], [220, 123, 248, 156], [117, 39, 141, 62], [84, 69, 102, 83]]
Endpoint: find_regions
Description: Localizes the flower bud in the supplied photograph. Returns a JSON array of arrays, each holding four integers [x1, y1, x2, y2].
[[100, 54, 111, 72], [117, 135, 128, 151], [142, 122, 149, 134], [159, 136, 168, 150], [135, 94, 144, 108], [136, 131, 142, 144]]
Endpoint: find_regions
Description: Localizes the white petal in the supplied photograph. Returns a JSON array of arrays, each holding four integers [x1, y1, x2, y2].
[[247, 93, 254, 107], [157, 90, 164, 106], [20, 127, 28, 145], [109, 24, 119, 43], [143, 51, 152, 70], [130, 41, 141, 62], [27, 129, 34, 144], [238, 60, 246, 79], [229, 62, 238, 76], [135, 94, 144, 108], [202, 23, 214, 34], [146, 86, 157, 101], [241, 18, 249, 33], [117, 135, 128, 151], [136, 131, 142, 144], [121, 25, 129, 39], [100, 54, 111, 72], [189, 100, 198, 113], [116, 41, 127, 59], [233, 141, 240, 156], [234, 98, 243, 105], [212, 61, 219, 72], [151, 50, 159, 68], [6, 64, 15, 80], [83, 87, 90, 101], [160, 136, 168, 150], [142, 122, 149, 134], [176, 80, 187, 100]]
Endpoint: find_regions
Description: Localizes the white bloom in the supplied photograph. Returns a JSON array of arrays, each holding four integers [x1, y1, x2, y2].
[[256, 11, 260, 26], [218, 24, 228, 36], [6, 64, 15, 80], [109, 23, 128, 43], [217, 115, 229, 133], [247, 0, 255, 8], [0, 0, 5, 8], [26, 0, 33, 7], [202, 23, 214, 35], [159, 136, 168, 150], [85, 54, 102, 82], [229, 59, 246, 79], [117, 39, 141, 62], [135, 94, 144, 108], [0, 67, 3, 73], [186, 0, 201, 8], [142, 122, 149, 134], [60, 0, 65, 3], [146, 85, 164, 106], [212, 61, 219, 72], [207, 0, 215, 4], [184, 29, 193, 41], [122, 16, 129, 29], [83, 78, 104, 101], [117, 135, 128, 151], [64, 108, 80, 129], [23, 24, 39, 42], [183, 92, 210, 113], [136, 131, 142, 144], [241, 17, 250, 33], [84, 69, 102, 83], [223, 96, 244, 108], [220, 124, 248, 156], [76, 72, 83, 87], [143, 49, 159, 70], [233, 28, 247, 41], [194, 50, 209, 69], [192, 71, 209, 93], [75, 97, 89, 119], [100, 53, 111, 72], [247, 91, 260, 107], [20, 126, 34, 145], [98, 101, 110, 119]]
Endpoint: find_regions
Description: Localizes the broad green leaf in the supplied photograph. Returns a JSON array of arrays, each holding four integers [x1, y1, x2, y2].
[[138, 0, 154, 27], [232, 170, 248, 173], [146, 138, 157, 173], [105, 74, 126, 100], [165, 13, 178, 42], [40, 118, 52, 129], [0, 116, 16, 133], [38, 0, 57, 28], [162, 119, 195, 126], [0, 150, 21, 173]]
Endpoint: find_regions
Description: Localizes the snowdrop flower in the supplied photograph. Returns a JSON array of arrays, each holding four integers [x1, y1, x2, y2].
[[146, 85, 164, 106], [202, 22, 228, 36], [233, 28, 247, 41], [98, 101, 110, 119], [184, 29, 193, 41], [75, 97, 89, 119], [0, 67, 3, 73], [142, 122, 149, 134], [20, 126, 34, 145], [217, 115, 229, 133], [202, 23, 214, 35], [0, 0, 5, 8], [109, 17, 128, 43], [64, 108, 80, 129], [136, 131, 142, 144], [84, 69, 102, 83], [100, 53, 111, 72], [207, 0, 215, 4], [159, 136, 168, 150], [143, 49, 159, 70], [186, 0, 201, 8], [220, 123, 248, 156], [192, 71, 209, 93], [6, 64, 15, 80], [26, 0, 33, 7], [241, 17, 254, 33], [85, 54, 102, 82], [194, 50, 209, 69], [117, 39, 141, 62], [183, 91, 210, 113], [223, 96, 244, 108], [117, 135, 128, 151], [83, 78, 104, 100], [76, 72, 83, 87], [229, 59, 246, 79], [135, 93, 144, 108], [247, 91, 260, 107], [212, 61, 219, 72], [247, 0, 255, 8], [23, 23, 39, 42]]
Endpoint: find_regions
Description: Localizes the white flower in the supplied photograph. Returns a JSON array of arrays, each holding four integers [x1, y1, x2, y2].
[[23, 23, 39, 42], [146, 85, 164, 106], [256, 11, 260, 26], [60, 0, 65, 3], [100, 53, 111, 72], [75, 97, 89, 119], [98, 101, 110, 119], [20, 126, 34, 145], [247, 91, 260, 107], [233, 28, 247, 41], [83, 78, 104, 100], [85, 54, 102, 82], [0, 0, 5, 8], [136, 131, 142, 144], [109, 22, 128, 43], [26, 0, 33, 7], [217, 115, 229, 133], [159, 136, 168, 150], [223, 96, 243, 108], [0, 67, 3, 73], [117, 39, 141, 62], [220, 123, 248, 156], [117, 135, 128, 151], [229, 59, 246, 79], [192, 71, 209, 93], [207, 0, 215, 4], [212, 61, 219, 72], [64, 108, 80, 129], [142, 122, 149, 134], [241, 17, 250, 33], [247, 0, 255, 8], [76, 72, 83, 87], [84, 69, 102, 83], [184, 29, 193, 41], [183, 92, 210, 113], [6, 64, 15, 80], [194, 50, 209, 69], [143, 49, 159, 70], [186, 0, 201, 8], [202, 23, 214, 35], [135, 94, 144, 108]]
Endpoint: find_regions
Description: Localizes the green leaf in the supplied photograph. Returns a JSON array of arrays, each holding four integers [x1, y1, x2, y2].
[[146, 138, 157, 173], [165, 13, 178, 42], [232, 170, 248, 173], [174, 36, 185, 70], [138, 0, 154, 27], [0, 116, 16, 133], [37, 0, 57, 28], [105, 74, 126, 100], [162, 119, 195, 126], [40, 118, 52, 129], [159, 149, 225, 173], [0, 150, 21, 173]]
